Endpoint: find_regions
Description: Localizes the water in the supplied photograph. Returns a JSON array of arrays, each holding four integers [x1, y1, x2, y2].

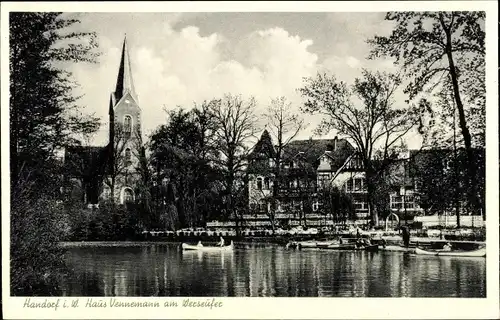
[[61, 243, 486, 297]]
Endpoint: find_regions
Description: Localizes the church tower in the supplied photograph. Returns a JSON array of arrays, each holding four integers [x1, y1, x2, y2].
[[106, 36, 142, 204]]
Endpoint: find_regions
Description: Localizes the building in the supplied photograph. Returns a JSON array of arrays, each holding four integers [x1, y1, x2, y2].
[[217, 130, 486, 230], [244, 130, 362, 228], [64, 37, 142, 205]]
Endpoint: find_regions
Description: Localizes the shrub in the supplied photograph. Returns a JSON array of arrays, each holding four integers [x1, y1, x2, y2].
[[11, 196, 67, 296]]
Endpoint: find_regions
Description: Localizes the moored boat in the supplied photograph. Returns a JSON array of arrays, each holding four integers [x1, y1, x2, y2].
[[415, 247, 486, 257], [359, 244, 379, 252], [379, 245, 414, 253], [182, 241, 234, 252], [323, 243, 356, 250]]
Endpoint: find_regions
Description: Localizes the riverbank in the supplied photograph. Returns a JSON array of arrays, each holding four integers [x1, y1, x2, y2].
[[59, 233, 485, 250]]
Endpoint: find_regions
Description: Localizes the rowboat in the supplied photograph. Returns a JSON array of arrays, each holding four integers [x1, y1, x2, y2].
[[360, 244, 379, 252], [182, 241, 234, 252], [323, 243, 356, 250], [415, 247, 486, 257], [287, 240, 340, 249], [379, 245, 414, 253]]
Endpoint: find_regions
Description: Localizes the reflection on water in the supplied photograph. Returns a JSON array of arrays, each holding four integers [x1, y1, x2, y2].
[[61, 243, 486, 297]]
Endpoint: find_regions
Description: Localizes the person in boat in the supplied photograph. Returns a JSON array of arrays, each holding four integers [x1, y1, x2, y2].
[[401, 225, 410, 248], [217, 236, 225, 247], [442, 242, 452, 251], [381, 238, 387, 249], [197, 241, 203, 247]]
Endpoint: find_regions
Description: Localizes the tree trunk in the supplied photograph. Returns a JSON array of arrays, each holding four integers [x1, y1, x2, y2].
[[443, 19, 480, 218], [111, 177, 116, 207], [365, 169, 379, 226]]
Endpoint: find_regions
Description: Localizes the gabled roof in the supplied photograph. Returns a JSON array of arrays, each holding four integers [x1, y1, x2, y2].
[[283, 138, 355, 171], [249, 129, 276, 159]]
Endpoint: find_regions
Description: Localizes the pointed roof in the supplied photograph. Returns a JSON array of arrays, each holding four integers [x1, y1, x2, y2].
[[249, 129, 276, 159], [114, 36, 137, 103]]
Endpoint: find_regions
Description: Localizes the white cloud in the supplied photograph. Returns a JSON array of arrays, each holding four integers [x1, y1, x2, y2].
[[70, 24, 321, 144], [67, 16, 417, 148]]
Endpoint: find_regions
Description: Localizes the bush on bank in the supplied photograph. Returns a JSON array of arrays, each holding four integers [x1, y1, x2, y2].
[[64, 202, 143, 241], [11, 195, 66, 296]]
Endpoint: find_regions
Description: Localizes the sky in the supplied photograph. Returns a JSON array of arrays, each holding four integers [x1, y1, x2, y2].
[[63, 12, 419, 147]]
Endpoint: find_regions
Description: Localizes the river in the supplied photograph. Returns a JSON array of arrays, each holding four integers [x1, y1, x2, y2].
[[60, 243, 485, 297]]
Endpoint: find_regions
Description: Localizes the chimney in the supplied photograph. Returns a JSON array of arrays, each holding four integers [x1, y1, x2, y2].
[[334, 136, 338, 151], [326, 144, 334, 153]]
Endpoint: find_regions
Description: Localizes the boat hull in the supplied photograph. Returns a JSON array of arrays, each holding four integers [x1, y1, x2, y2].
[[323, 243, 356, 250], [182, 243, 234, 252], [380, 245, 413, 253], [415, 247, 486, 257]]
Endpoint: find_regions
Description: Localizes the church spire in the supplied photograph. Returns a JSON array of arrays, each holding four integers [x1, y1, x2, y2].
[[114, 35, 137, 103]]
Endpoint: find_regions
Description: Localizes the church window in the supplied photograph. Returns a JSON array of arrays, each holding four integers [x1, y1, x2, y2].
[[264, 177, 270, 190], [124, 115, 132, 135], [123, 188, 134, 204], [125, 148, 131, 161], [257, 177, 263, 190]]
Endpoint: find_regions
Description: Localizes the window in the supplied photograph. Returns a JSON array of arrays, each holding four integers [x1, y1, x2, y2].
[[257, 177, 263, 190], [354, 178, 362, 191], [390, 195, 403, 209], [312, 201, 319, 212], [318, 173, 330, 187], [258, 201, 267, 212], [293, 201, 301, 211], [404, 195, 415, 209], [123, 188, 134, 203], [353, 199, 366, 210], [269, 158, 275, 168], [124, 115, 132, 135], [345, 179, 354, 192], [264, 177, 270, 190]]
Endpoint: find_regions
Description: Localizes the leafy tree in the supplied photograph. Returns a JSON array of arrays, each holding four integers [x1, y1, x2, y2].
[[318, 186, 355, 225], [368, 11, 485, 216], [150, 103, 224, 229], [299, 70, 419, 225], [9, 12, 99, 295], [10, 13, 100, 190]]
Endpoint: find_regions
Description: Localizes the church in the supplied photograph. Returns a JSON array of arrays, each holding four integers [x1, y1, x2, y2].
[[63, 37, 142, 206]]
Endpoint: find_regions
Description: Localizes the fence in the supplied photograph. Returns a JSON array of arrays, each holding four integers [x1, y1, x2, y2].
[[413, 215, 484, 228]]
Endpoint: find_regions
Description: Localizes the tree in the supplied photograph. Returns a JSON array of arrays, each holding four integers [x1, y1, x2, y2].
[[368, 11, 485, 216], [149, 103, 224, 229], [299, 70, 419, 225], [318, 186, 355, 225], [210, 94, 259, 232], [104, 123, 134, 205], [9, 12, 99, 295], [259, 97, 305, 232], [10, 13, 100, 191]]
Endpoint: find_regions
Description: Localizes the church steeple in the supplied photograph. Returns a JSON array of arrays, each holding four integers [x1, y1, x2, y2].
[[114, 36, 137, 103]]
